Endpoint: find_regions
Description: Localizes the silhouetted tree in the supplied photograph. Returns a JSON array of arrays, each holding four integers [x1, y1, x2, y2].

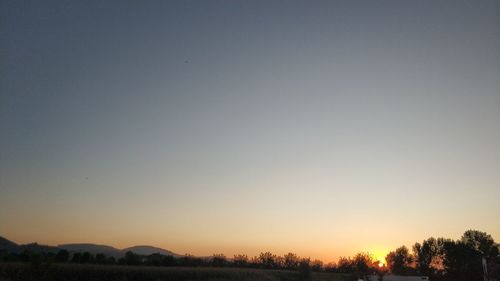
[[147, 253, 169, 266], [211, 253, 227, 267], [55, 250, 69, 263], [352, 252, 375, 276], [107, 256, 116, 264], [410, 231, 500, 281], [80, 252, 93, 264], [178, 254, 203, 267], [461, 230, 499, 260], [336, 256, 353, 273], [275, 255, 285, 268], [233, 254, 248, 267], [324, 262, 337, 272], [298, 258, 311, 279], [283, 252, 300, 270], [249, 256, 260, 268], [124, 251, 141, 265], [71, 252, 81, 263], [385, 246, 413, 275], [161, 255, 177, 266], [442, 240, 482, 281], [94, 253, 107, 264], [413, 237, 446, 276], [310, 259, 323, 271], [258, 252, 277, 269]]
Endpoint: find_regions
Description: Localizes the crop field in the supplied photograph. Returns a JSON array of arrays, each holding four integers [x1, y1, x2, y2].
[[0, 263, 356, 281]]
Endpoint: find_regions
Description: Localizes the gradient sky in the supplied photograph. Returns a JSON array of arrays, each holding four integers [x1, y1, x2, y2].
[[1, 0, 499, 263]]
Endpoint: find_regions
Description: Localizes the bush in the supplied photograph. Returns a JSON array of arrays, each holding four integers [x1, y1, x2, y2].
[[298, 258, 311, 279]]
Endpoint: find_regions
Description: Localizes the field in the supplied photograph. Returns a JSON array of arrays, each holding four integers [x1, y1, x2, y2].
[[0, 263, 356, 281]]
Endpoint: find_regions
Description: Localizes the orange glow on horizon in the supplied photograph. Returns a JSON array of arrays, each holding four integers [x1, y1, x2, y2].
[[371, 249, 388, 265]]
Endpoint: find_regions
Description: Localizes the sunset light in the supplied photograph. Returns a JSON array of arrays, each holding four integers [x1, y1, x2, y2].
[[371, 249, 389, 266], [1, 1, 499, 281]]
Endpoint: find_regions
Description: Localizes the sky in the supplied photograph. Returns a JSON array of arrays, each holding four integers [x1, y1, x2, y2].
[[1, 0, 499, 263]]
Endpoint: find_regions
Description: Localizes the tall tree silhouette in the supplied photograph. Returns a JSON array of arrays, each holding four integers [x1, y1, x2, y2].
[[461, 230, 499, 260], [385, 246, 413, 275], [283, 253, 300, 270], [413, 237, 444, 276]]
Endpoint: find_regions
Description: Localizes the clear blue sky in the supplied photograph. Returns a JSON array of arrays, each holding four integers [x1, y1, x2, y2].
[[1, 0, 499, 262]]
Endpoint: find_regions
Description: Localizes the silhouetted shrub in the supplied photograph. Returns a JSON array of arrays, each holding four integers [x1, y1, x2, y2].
[[233, 254, 249, 267], [55, 250, 69, 263], [298, 258, 311, 279], [211, 253, 227, 267]]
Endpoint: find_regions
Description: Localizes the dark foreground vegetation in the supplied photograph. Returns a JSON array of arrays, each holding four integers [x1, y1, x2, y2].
[[1, 229, 499, 281], [0, 263, 355, 281], [381, 229, 500, 281]]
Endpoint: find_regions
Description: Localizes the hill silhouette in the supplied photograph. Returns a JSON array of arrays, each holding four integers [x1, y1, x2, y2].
[[0, 236, 59, 254], [122, 245, 181, 257], [58, 243, 123, 258], [0, 236, 181, 258], [0, 236, 21, 253]]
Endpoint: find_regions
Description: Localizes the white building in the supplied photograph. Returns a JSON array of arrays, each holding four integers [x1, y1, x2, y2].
[[362, 275, 429, 281]]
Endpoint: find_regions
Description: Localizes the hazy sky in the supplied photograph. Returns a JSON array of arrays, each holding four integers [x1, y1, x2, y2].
[[1, 0, 499, 262]]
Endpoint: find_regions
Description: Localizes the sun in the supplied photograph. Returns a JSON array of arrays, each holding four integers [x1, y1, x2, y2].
[[371, 248, 388, 266]]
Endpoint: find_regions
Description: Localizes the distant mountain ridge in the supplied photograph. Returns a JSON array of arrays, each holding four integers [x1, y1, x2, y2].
[[0, 236, 21, 253], [58, 243, 123, 258], [0, 236, 181, 258], [0, 236, 59, 254], [122, 245, 180, 257]]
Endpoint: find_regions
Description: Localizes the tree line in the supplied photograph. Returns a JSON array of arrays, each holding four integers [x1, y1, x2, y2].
[[1, 229, 498, 280], [382, 229, 499, 281], [0, 250, 323, 272]]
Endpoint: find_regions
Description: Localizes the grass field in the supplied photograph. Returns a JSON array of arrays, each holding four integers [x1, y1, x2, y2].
[[0, 263, 356, 281]]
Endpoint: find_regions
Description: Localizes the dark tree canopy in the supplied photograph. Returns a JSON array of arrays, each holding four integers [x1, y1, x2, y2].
[[461, 230, 499, 259], [385, 246, 413, 275]]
